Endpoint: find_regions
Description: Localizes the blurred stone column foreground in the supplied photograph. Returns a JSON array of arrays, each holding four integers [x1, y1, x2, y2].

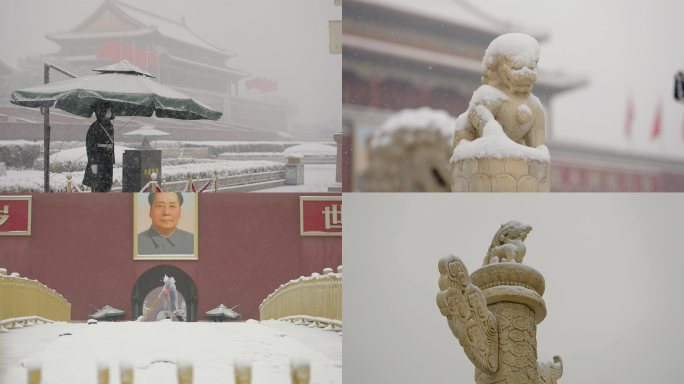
[[436, 221, 563, 384], [451, 33, 550, 193], [328, 132, 342, 192]]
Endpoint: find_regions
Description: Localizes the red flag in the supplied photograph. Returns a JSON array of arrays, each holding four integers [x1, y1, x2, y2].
[[96, 40, 121, 63], [651, 102, 662, 140], [624, 97, 634, 138], [246, 77, 262, 91], [263, 79, 276, 93], [147, 51, 158, 67], [121, 44, 134, 63], [135, 48, 147, 68]]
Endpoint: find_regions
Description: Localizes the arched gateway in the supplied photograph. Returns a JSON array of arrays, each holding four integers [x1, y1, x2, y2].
[[131, 265, 198, 322]]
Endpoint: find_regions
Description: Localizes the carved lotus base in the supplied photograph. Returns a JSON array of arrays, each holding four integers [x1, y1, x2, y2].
[[451, 157, 550, 193], [472, 263, 547, 324]]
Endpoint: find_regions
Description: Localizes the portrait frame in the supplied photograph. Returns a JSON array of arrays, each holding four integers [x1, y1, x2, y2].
[[133, 193, 199, 260]]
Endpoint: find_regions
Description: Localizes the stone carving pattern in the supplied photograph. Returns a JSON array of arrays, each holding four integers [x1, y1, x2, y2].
[[538, 356, 563, 384], [437, 255, 499, 373], [471, 264, 545, 297], [481, 286, 547, 325], [475, 302, 540, 384], [483, 221, 533, 266]]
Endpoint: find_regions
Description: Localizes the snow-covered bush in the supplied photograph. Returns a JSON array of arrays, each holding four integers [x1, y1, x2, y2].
[[181, 141, 335, 156], [0, 141, 41, 169], [0, 163, 6, 177], [160, 160, 285, 183]]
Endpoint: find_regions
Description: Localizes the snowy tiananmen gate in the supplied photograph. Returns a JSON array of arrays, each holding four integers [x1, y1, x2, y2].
[[0, 0, 289, 142], [0, 193, 342, 322]]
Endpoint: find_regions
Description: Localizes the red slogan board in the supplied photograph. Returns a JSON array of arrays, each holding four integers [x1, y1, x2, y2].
[[0, 196, 32, 235], [300, 197, 342, 236]]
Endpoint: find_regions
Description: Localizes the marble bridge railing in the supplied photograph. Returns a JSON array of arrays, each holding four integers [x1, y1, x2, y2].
[[0, 268, 71, 332], [260, 266, 342, 330]]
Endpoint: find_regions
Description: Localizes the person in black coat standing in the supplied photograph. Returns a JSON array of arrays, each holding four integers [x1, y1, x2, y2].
[[83, 101, 116, 192]]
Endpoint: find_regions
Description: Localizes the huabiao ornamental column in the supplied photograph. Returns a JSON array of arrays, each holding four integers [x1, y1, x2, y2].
[[436, 221, 563, 383]]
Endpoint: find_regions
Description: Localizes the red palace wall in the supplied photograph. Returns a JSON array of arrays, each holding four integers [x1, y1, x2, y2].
[[0, 193, 342, 321]]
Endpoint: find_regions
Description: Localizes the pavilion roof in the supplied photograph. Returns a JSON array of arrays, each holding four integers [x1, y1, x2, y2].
[[46, 0, 229, 57], [350, 0, 547, 41]]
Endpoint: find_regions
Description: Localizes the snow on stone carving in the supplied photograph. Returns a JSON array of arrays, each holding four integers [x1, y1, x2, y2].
[[482, 221, 533, 266], [451, 33, 550, 193], [364, 107, 455, 192], [437, 222, 563, 384]]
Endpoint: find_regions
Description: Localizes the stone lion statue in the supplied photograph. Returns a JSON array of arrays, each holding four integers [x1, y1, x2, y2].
[[454, 33, 546, 150], [363, 107, 454, 192], [482, 220, 533, 266]]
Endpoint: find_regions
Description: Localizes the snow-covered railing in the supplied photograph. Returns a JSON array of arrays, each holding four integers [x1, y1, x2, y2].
[[0, 268, 71, 332], [162, 170, 286, 193], [65, 173, 86, 193], [140, 172, 163, 193], [161, 147, 209, 160], [181, 172, 216, 193], [218, 153, 336, 164], [260, 266, 342, 330]]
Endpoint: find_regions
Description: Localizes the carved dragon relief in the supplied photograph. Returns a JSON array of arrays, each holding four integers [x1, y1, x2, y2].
[[437, 221, 563, 384]]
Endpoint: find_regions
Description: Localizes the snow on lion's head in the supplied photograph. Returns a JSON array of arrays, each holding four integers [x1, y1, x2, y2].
[[481, 33, 540, 95]]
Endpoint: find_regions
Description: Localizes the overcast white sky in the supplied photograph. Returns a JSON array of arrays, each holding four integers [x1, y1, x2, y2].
[[475, 0, 684, 159], [0, 0, 342, 127], [344, 194, 683, 384]]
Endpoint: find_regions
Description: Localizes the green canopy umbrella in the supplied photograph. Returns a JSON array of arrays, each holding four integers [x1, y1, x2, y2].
[[9, 61, 222, 192], [206, 304, 241, 322], [11, 61, 222, 120], [88, 305, 125, 322]]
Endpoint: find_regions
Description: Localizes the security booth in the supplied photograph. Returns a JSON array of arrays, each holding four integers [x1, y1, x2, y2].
[[122, 150, 162, 192]]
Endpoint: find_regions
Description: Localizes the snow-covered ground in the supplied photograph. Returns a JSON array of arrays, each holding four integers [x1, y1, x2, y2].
[[0, 320, 341, 384], [282, 143, 336, 156], [254, 164, 337, 192]]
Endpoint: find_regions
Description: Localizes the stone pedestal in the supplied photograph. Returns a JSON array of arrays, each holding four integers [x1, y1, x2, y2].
[[451, 157, 550, 193]]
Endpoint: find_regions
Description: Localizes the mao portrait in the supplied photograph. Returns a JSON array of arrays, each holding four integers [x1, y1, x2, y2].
[[134, 193, 198, 260]]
